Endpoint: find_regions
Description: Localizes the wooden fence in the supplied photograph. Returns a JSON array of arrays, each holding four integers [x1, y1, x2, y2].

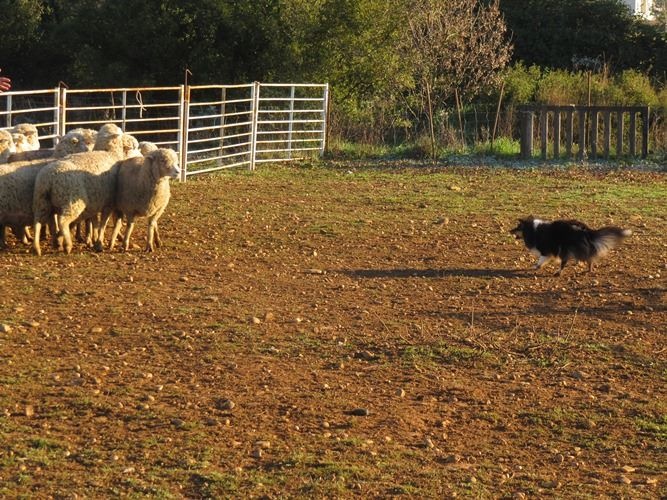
[[519, 105, 650, 160]]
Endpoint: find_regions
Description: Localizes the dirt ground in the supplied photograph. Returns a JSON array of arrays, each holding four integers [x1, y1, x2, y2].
[[0, 163, 665, 498]]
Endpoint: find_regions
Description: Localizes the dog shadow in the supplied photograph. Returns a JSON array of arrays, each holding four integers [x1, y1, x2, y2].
[[339, 268, 528, 279]]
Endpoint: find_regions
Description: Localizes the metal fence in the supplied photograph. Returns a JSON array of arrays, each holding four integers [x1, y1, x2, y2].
[[0, 82, 329, 181]]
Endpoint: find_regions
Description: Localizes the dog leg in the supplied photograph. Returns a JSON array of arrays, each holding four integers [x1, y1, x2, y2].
[[535, 255, 550, 270], [554, 257, 569, 276]]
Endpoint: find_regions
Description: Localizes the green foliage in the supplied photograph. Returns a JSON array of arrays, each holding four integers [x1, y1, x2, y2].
[[503, 63, 542, 104], [499, 0, 667, 78]]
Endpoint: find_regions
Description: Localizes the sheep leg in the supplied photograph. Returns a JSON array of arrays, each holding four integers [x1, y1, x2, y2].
[[33, 222, 43, 256], [108, 214, 124, 251], [49, 217, 59, 248], [154, 224, 161, 248], [22, 226, 33, 243], [146, 217, 161, 252], [57, 202, 85, 254], [57, 215, 75, 254], [94, 210, 114, 252], [123, 217, 137, 252]]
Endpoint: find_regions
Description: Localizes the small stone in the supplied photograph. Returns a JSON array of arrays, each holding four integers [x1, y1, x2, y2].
[[621, 465, 636, 473], [0, 324, 11, 333], [24, 321, 40, 328], [355, 350, 378, 361], [397, 388, 406, 398], [449, 185, 462, 192], [264, 312, 275, 322], [619, 475, 632, 484], [24, 405, 35, 418], [251, 317, 262, 324], [90, 327, 103, 334], [215, 399, 236, 411], [347, 408, 369, 416], [539, 480, 560, 489], [252, 448, 263, 459], [646, 478, 657, 485], [424, 437, 435, 449], [443, 454, 461, 464], [171, 418, 185, 428], [255, 440, 271, 449], [205, 418, 219, 426]]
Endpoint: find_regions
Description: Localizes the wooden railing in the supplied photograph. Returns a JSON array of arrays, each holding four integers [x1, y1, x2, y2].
[[518, 105, 649, 160]]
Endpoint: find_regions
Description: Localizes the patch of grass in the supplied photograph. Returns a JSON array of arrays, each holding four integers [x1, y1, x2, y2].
[[401, 343, 490, 366], [636, 415, 667, 439], [190, 471, 239, 497]]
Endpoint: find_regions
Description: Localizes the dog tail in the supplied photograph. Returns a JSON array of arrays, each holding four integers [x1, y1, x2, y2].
[[591, 226, 632, 257]]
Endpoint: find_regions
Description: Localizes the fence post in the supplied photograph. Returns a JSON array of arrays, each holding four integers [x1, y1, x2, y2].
[[616, 110, 624, 157], [565, 107, 574, 158], [178, 84, 189, 182], [641, 107, 649, 158], [590, 108, 599, 159], [250, 81, 260, 171], [577, 108, 586, 160], [287, 85, 295, 160], [121, 90, 128, 131], [321, 83, 330, 157], [539, 108, 548, 160], [519, 107, 534, 160], [629, 111, 637, 157], [5, 94, 12, 128], [603, 110, 611, 159], [219, 86, 226, 167], [553, 109, 561, 159]]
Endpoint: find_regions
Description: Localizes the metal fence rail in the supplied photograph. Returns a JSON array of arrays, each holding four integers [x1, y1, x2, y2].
[[0, 82, 329, 181]]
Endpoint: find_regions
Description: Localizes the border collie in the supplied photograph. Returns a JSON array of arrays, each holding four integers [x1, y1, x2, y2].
[[510, 217, 632, 276]]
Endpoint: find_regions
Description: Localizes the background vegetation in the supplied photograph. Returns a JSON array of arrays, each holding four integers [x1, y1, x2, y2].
[[1, 0, 665, 157]]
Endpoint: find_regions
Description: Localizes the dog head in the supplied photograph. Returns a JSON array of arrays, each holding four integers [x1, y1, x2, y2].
[[510, 217, 534, 239]]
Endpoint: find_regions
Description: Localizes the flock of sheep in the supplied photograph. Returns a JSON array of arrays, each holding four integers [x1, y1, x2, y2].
[[0, 123, 181, 255]]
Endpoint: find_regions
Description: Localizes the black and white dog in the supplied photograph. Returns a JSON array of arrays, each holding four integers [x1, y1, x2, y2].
[[510, 217, 632, 276]]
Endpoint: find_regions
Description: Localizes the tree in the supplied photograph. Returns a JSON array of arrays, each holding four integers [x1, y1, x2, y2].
[[402, 0, 512, 157], [652, 0, 667, 31]]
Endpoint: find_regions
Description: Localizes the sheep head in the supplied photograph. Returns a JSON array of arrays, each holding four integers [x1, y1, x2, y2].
[[12, 133, 30, 153], [69, 128, 98, 151], [0, 129, 16, 162], [122, 134, 140, 158], [55, 131, 92, 156], [11, 123, 40, 151], [146, 148, 181, 181], [139, 141, 158, 156], [94, 123, 124, 155]]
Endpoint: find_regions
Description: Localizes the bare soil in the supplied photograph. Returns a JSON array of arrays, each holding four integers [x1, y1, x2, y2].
[[0, 163, 665, 498]]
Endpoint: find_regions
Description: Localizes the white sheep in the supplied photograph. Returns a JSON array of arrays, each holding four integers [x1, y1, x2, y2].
[[0, 130, 94, 248], [0, 162, 48, 247], [0, 130, 16, 163], [32, 123, 134, 255], [11, 124, 40, 151], [12, 133, 31, 153], [139, 141, 158, 156], [7, 128, 94, 163], [108, 148, 180, 252]]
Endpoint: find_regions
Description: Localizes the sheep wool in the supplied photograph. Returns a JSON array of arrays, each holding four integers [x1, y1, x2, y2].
[[0, 130, 16, 163], [108, 148, 180, 252], [11, 124, 40, 151], [32, 123, 131, 255], [0, 162, 46, 247], [7, 129, 92, 163]]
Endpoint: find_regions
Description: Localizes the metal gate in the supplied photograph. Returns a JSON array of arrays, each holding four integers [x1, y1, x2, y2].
[[0, 82, 329, 181]]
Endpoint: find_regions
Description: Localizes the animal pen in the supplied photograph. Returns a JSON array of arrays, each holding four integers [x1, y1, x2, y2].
[[0, 82, 329, 181]]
